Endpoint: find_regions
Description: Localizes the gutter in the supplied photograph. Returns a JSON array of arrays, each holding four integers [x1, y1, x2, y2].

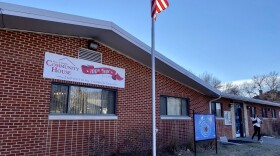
[[209, 94, 222, 113]]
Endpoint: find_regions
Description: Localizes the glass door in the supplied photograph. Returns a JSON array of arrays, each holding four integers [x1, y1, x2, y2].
[[234, 104, 244, 137]]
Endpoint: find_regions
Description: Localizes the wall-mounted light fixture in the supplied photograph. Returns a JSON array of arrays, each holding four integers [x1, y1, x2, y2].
[[247, 106, 251, 110], [88, 40, 99, 51]]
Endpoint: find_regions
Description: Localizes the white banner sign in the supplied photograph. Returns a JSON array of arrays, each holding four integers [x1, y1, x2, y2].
[[43, 52, 125, 88], [224, 111, 232, 125]]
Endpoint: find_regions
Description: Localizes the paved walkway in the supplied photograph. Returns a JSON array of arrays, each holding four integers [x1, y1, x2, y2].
[[236, 136, 280, 146]]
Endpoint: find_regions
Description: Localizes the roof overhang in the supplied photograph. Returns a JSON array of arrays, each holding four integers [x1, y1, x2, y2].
[[222, 93, 280, 107], [0, 2, 221, 97]]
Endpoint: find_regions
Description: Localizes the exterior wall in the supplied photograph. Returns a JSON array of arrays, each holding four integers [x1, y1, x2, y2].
[[157, 74, 212, 148], [213, 98, 234, 139], [1, 29, 279, 155], [0, 29, 219, 155], [217, 99, 280, 139], [245, 102, 280, 137]]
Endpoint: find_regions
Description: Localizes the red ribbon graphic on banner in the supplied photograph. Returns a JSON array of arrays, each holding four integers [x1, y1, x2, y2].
[[81, 65, 124, 81]]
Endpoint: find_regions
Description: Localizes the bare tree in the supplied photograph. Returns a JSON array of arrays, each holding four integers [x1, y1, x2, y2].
[[265, 71, 280, 101], [236, 71, 280, 101], [223, 82, 241, 95], [252, 75, 266, 93], [240, 82, 257, 98], [199, 72, 222, 89], [265, 71, 280, 91]]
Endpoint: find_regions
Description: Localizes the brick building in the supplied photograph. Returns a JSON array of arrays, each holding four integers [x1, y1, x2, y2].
[[0, 3, 279, 155]]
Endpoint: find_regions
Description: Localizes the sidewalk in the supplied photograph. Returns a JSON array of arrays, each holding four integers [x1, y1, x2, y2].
[[182, 136, 280, 156], [236, 136, 280, 146]]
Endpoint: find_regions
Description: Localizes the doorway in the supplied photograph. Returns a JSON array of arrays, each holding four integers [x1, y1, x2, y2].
[[234, 103, 244, 137]]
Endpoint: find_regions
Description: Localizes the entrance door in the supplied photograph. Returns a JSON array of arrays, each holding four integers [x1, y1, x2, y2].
[[234, 104, 244, 137]]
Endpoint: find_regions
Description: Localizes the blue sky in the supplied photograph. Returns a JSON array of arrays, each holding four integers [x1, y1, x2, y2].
[[1, 0, 279, 82]]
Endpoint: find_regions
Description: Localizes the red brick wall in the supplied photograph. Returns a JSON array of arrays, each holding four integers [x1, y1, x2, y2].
[[246, 103, 280, 137], [214, 99, 233, 139], [0, 29, 119, 155], [0, 29, 231, 155], [157, 74, 211, 148]]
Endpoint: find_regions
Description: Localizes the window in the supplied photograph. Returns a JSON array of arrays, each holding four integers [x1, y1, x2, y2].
[[272, 109, 276, 118], [160, 96, 189, 116], [50, 84, 116, 115], [249, 106, 256, 117], [262, 108, 268, 118], [211, 102, 223, 117]]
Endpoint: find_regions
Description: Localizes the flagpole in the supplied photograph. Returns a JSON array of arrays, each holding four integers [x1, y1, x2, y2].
[[151, 17, 156, 156]]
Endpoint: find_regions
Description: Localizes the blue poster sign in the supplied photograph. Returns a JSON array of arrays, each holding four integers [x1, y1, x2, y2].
[[194, 114, 216, 141]]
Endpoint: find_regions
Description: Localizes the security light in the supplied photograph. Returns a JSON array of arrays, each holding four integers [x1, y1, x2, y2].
[[88, 40, 99, 51]]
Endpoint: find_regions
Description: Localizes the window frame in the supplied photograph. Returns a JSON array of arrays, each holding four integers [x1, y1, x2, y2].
[[49, 83, 117, 119], [210, 102, 223, 118], [160, 95, 190, 117], [249, 106, 256, 118], [272, 109, 276, 118], [262, 107, 268, 118]]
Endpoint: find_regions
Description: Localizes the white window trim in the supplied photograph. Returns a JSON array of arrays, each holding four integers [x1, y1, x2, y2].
[[160, 115, 191, 120], [216, 117, 224, 120], [49, 115, 118, 120]]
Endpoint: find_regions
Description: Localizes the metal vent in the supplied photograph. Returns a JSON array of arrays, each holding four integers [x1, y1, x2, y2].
[[78, 48, 102, 63]]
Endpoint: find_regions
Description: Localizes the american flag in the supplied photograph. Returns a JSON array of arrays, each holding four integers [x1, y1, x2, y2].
[[151, 0, 169, 20]]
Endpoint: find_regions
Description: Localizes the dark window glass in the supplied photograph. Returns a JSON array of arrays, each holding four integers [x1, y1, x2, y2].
[[262, 108, 268, 118], [50, 84, 116, 115], [211, 103, 216, 115], [160, 96, 189, 116], [160, 96, 167, 115], [249, 107, 256, 117], [50, 85, 68, 114], [211, 102, 223, 117], [182, 99, 187, 116], [272, 109, 276, 118]]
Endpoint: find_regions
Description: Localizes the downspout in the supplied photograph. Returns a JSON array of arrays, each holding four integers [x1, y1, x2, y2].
[[209, 94, 222, 139], [209, 94, 222, 113]]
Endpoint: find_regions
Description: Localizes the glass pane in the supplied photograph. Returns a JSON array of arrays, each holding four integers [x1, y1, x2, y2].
[[167, 97, 181, 115], [211, 103, 216, 115], [249, 107, 252, 117], [101, 90, 115, 114], [69, 86, 116, 115], [216, 103, 222, 117], [181, 99, 187, 116], [84, 87, 102, 114], [50, 84, 68, 114], [160, 96, 167, 115], [69, 86, 83, 114]]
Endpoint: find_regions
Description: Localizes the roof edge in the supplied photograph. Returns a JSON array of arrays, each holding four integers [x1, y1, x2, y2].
[[221, 93, 280, 107]]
